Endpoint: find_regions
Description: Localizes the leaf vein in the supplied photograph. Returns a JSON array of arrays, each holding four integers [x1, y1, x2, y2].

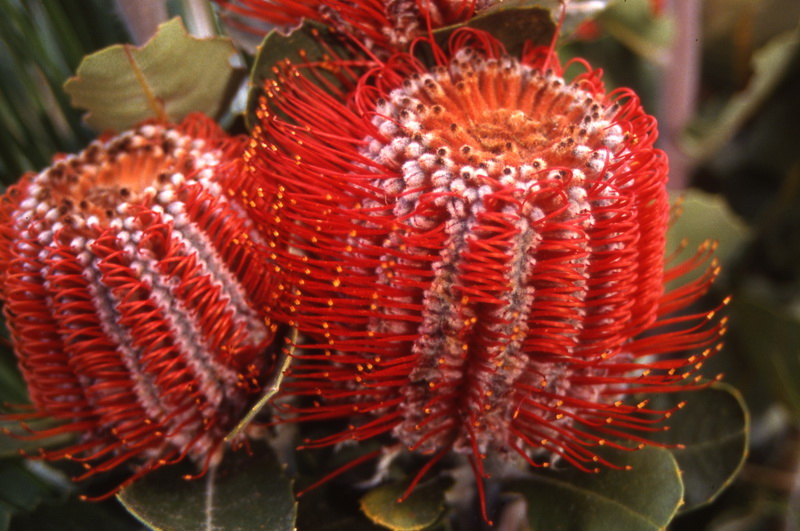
[[526, 474, 673, 530]]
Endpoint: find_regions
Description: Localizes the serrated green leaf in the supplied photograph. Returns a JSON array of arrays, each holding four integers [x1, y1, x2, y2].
[[507, 447, 683, 531], [646, 383, 749, 511], [64, 17, 244, 131], [117, 441, 296, 531], [360, 478, 447, 531]]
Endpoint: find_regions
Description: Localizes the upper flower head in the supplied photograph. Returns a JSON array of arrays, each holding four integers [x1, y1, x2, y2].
[[213, 0, 491, 52], [243, 29, 727, 519], [0, 114, 277, 496]]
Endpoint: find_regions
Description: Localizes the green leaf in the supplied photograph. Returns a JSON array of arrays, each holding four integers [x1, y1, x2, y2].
[[8, 493, 141, 531], [0, 460, 66, 513], [729, 298, 800, 417], [360, 478, 447, 531], [0, 0, 129, 179], [0, 419, 74, 460], [665, 189, 749, 290], [246, 21, 353, 130], [64, 17, 244, 131], [596, 0, 673, 63], [667, 189, 749, 262], [0, 349, 27, 405], [0, 459, 74, 528], [506, 447, 683, 531], [246, 7, 557, 131], [479, 0, 612, 39], [646, 383, 749, 511], [684, 26, 800, 161], [433, 6, 557, 57], [117, 441, 296, 531]]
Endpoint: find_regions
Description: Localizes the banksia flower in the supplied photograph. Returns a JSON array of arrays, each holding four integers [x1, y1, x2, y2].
[[241, 29, 727, 518], [0, 114, 275, 495], [213, 0, 491, 52]]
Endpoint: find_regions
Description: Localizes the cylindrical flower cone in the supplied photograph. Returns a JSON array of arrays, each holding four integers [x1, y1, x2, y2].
[[0, 114, 277, 497], [240, 28, 729, 519]]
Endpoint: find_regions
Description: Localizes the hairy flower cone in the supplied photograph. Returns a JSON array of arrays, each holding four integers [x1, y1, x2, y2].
[[242, 31, 727, 514], [0, 114, 276, 495], [213, 0, 491, 52]]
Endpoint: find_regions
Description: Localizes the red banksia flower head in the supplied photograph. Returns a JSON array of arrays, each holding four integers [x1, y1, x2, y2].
[[242, 30, 727, 517], [0, 114, 276, 495], [213, 0, 491, 52]]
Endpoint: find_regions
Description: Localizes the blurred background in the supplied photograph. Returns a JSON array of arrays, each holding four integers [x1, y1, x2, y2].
[[0, 0, 798, 529]]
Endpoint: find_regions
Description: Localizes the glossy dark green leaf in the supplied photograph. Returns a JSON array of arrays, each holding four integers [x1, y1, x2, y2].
[[482, 0, 612, 38], [507, 447, 683, 531], [8, 494, 141, 531], [246, 7, 557, 132], [246, 21, 355, 130], [297, 484, 388, 531], [646, 383, 749, 511], [64, 17, 244, 131], [117, 441, 296, 531], [433, 6, 556, 57], [360, 478, 447, 531]]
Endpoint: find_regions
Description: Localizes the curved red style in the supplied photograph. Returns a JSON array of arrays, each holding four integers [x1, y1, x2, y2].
[[0, 114, 276, 496], [242, 30, 727, 520]]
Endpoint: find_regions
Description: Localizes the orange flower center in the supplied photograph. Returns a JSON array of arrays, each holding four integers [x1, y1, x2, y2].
[[33, 124, 221, 226], [371, 49, 625, 186]]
